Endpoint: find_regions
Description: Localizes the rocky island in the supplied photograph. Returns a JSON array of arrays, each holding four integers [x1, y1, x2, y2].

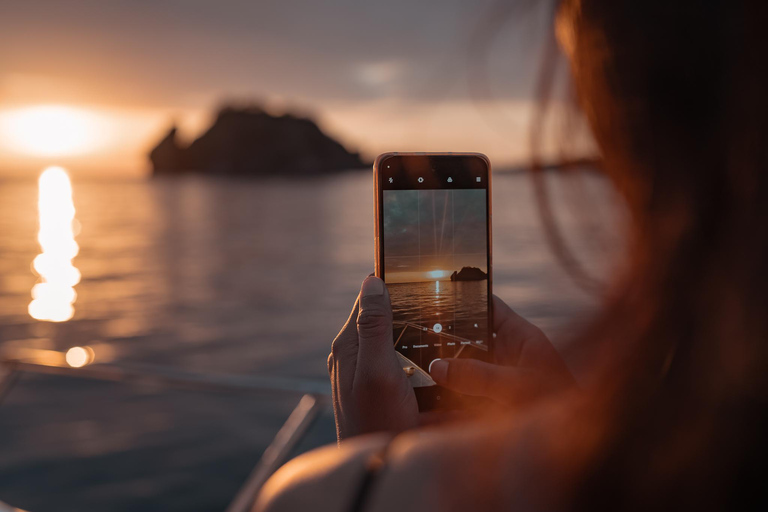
[[149, 106, 367, 177], [450, 267, 488, 281]]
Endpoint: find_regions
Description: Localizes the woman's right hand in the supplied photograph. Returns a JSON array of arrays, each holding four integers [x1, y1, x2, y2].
[[429, 295, 577, 406]]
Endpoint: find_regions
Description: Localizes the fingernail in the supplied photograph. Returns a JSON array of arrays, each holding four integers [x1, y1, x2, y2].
[[429, 359, 448, 382], [361, 276, 384, 297]]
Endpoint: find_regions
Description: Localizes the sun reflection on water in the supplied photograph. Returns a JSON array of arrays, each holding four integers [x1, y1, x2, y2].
[[28, 166, 81, 322]]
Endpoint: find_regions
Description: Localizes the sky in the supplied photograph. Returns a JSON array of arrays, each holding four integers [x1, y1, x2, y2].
[[0, 0, 559, 177]]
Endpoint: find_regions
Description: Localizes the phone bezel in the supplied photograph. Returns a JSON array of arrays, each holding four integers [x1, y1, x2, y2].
[[373, 152, 493, 411]]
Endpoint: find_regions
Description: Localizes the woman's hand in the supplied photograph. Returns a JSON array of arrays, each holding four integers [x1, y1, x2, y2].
[[328, 279, 575, 441], [328, 276, 418, 442], [429, 296, 577, 406]]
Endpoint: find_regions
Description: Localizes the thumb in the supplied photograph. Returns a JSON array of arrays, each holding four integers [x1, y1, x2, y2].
[[356, 276, 396, 366], [429, 358, 541, 405]]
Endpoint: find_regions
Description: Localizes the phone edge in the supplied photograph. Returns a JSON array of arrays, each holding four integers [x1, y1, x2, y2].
[[372, 152, 398, 279]]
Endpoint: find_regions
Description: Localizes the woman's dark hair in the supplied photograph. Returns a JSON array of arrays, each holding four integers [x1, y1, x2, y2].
[[498, 0, 768, 509]]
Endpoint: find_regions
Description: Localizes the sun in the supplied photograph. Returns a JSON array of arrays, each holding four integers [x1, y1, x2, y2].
[[427, 270, 448, 279], [0, 105, 108, 157]]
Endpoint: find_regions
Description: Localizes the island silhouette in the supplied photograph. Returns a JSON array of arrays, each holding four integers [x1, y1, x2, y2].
[[449, 266, 488, 281], [149, 105, 367, 176]]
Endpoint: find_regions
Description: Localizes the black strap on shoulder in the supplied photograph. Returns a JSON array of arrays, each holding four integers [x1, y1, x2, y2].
[[347, 442, 390, 512]]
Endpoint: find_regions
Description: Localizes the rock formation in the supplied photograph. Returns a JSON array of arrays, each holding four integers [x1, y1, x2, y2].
[[149, 106, 367, 176], [149, 127, 185, 173], [450, 267, 488, 281]]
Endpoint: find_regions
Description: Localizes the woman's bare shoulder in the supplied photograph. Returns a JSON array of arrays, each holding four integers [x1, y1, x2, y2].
[[255, 408, 572, 512], [253, 433, 392, 512], [364, 420, 530, 512]]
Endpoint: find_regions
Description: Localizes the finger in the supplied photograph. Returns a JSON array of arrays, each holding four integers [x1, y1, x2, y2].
[[492, 295, 538, 334], [331, 273, 373, 369], [429, 358, 539, 405], [355, 276, 400, 380], [492, 295, 546, 364], [330, 295, 360, 391], [332, 295, 361, 356]]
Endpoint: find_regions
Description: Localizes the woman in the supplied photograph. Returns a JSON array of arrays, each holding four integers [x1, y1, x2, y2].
[[255, 0, 768, 510]]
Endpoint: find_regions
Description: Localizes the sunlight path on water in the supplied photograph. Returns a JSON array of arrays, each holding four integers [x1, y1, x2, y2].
[[28, 166, 81, 322]]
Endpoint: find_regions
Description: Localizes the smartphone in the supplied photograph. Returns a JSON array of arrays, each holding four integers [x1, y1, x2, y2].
[[374, 152, 493, 411]]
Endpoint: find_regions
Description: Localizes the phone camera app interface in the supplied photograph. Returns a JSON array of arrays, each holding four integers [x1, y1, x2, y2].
[[383, 185, 489, 388]]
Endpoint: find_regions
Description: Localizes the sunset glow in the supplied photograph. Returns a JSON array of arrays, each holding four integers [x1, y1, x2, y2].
[[0, 105, 109, 157], [427, 270, 448, 279], [28, 166, 81, 322]]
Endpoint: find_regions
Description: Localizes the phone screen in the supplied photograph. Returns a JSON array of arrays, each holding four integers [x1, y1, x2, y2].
[[376, 154, 492, 409]]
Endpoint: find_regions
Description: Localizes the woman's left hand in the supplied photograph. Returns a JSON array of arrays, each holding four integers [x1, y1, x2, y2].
[[328, 276, 419, 442]]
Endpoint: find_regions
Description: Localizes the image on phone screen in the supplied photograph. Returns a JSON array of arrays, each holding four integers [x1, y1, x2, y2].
[[378, 155, 492, 390]]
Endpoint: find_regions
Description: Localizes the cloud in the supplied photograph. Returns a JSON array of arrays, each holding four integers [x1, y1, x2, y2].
[[0, 0, 551, 108]]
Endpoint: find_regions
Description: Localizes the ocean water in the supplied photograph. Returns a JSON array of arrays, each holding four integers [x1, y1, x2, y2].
[[389, 280, 489, 338], [0, 171, 621, 511]]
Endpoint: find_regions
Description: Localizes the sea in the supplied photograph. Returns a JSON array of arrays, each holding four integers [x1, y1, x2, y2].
[[0, 170, 621, 511]]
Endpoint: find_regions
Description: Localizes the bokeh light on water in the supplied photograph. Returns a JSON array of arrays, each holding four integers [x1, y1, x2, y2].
[[65, 346, 95, 368], [28, 166, 81, 322]]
